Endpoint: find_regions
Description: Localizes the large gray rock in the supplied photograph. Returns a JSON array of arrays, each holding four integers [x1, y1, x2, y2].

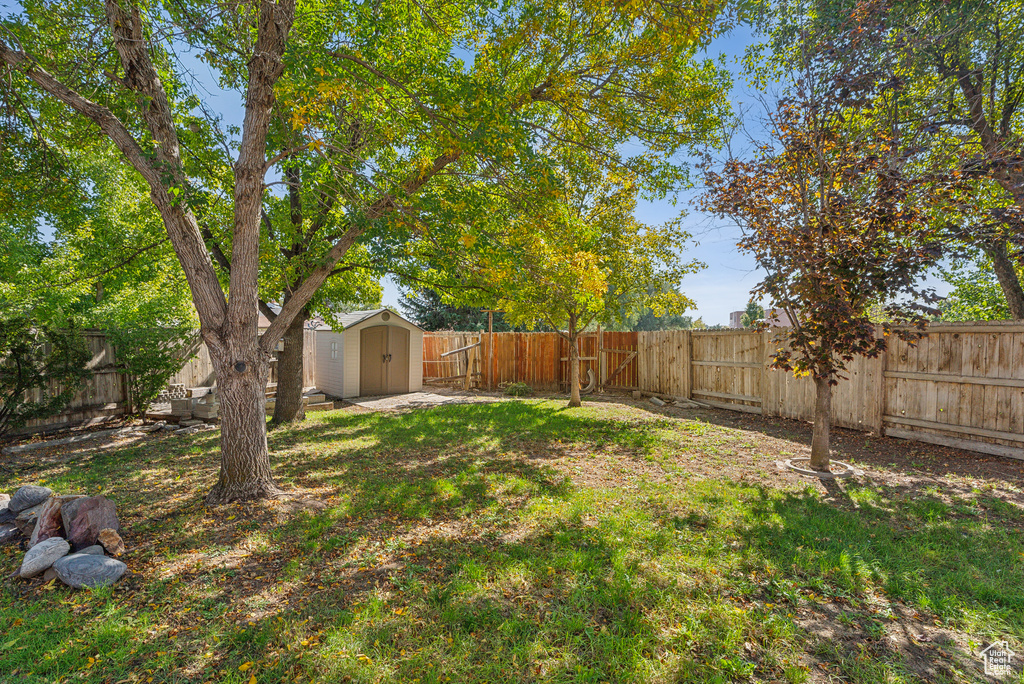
[[53, 553, 126, 589], [8, 485, 53, 513], [19, 537, 70, 578], [61, 496, 119, 550], [28, 495, 84, 548]]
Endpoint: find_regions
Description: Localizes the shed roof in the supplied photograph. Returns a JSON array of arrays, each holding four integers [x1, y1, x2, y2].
[[314, 308, 423, 332]]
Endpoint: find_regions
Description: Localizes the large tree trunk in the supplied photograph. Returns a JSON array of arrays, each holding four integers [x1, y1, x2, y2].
[[984, 240, 1024, 320], [205, 340, 280, 504], [809, 375, 832, 471], [567, 315, 582, 408], [271, 309, 308, 425]]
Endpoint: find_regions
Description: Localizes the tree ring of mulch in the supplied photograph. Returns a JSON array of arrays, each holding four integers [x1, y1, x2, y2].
[[780, 458, 859, 479]]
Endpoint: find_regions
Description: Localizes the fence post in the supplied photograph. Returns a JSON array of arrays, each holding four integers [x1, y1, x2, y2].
[[760, 329, 771, 417], [873, 325, 887, 435], [681, 330, 691, 399]]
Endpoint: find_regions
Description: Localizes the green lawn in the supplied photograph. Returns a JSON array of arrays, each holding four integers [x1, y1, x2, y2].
[[1, 399, 1021, 683]]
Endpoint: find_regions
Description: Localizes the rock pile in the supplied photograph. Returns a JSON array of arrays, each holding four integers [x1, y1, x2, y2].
[[1, 485, 127, 589]]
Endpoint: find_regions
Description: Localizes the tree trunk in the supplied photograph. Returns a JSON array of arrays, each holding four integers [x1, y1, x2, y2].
[[984, 240, 1024, 320], [205, 341, 280, 504], [809, 375, 832, 471], [271, 309, 308, 425], [568, 315, 582, 408]]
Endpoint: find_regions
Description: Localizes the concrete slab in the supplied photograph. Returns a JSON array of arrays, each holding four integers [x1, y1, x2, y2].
[[347, 391, 503, 412]]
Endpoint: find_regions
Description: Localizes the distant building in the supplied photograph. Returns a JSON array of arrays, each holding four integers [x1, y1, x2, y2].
[[766, 308, 796, 327], [728, 311, 744, 329]]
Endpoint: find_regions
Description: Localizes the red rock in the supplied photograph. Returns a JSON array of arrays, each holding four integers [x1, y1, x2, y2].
[[60, 496, 119, 551], [29, 495, 84, 548]]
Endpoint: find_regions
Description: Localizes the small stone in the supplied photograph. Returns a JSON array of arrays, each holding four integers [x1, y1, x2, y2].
[[0, 523, 20, 545], [0, 494, 10, 508], [43, 567, 58, 582], [61, 496, 119, 550], [77, 545, 106, 555], [180, 419, 203, 427], [161, 424, 177, 432], [631, 390, 642, 399], [20, 537, 70, 578], [98, 528, 125, 556], [649, 396, 666, 407], [53, 553, 127, 589], [0, 505, 13, 524], [8, 485, 53, 513]]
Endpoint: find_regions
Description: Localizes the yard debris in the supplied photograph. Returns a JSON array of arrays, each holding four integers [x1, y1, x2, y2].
[[173, 424, 217, 435], [1, 484, 130, 588], [649, 396, 666, 407]]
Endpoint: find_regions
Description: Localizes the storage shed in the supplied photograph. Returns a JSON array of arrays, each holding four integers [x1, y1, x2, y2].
[[313, 309, 424, 398]]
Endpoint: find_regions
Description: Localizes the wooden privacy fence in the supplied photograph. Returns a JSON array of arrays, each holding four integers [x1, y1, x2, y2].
[[423, 322, 1024, 460], [15, 329, 317, 435], [423, 331, 640, 392]]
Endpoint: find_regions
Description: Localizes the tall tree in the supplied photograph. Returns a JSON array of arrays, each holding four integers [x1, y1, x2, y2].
[[752, 0, 1024, 317], [1, 0, 731, 501], [473, 164, 700, 407], [739, 300, 765, 328], [703, 29, 954, 471], [400, 289, 522, 332], [938, 257, 1018, 322]]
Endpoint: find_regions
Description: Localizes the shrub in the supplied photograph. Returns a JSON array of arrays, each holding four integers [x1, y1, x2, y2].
[[502, 381, 533, 397], [107, 326, 197, 417], [0, 315, 91, 438]]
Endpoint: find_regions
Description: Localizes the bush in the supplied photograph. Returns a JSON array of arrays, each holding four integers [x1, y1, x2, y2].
[[0, 316, 91, 438], [107, 326, 197, 417], [502, 381, 533, 397]]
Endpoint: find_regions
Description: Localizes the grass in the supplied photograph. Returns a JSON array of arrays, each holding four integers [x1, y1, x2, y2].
[[0, 399, 1022, 683]]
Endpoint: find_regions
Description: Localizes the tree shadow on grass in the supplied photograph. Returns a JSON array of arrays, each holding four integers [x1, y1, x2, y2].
[[272, 400, 668, 462], [619, 397, 1024, 487], [733, 479, 1024, 653]]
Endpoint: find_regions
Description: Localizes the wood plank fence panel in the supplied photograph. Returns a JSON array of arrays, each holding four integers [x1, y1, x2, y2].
[[881, 323, 1024, 454], [689, 330, 763, 409], [601, 331, 639, 389]]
